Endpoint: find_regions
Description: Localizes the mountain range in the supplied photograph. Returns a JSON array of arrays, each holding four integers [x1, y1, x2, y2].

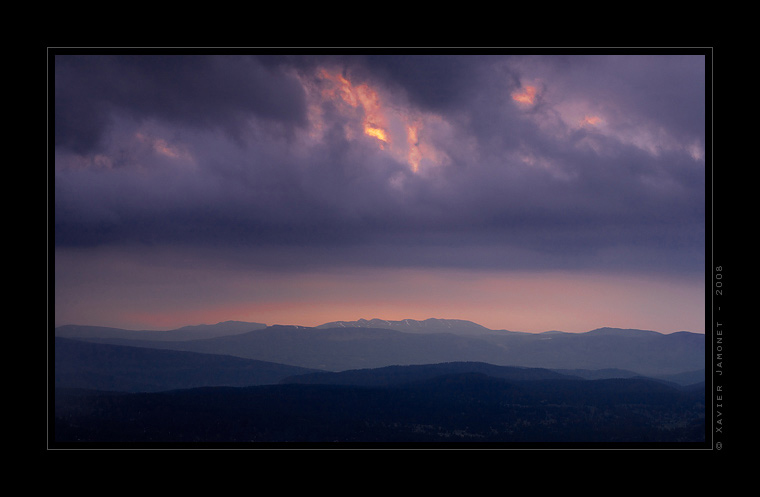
[[52, 317, 707, 444], [54, 318, 705, 378], [316, 317, 495, 335]]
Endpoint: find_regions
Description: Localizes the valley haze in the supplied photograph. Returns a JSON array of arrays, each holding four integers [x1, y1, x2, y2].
[[55, 317, 705, 378]]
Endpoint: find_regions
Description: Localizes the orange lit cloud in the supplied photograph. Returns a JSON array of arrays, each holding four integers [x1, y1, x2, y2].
[[316, 68, 356, 106], [580, 115, 602, 126], [364, 125, 389, 144], [315, 68, 390, 145], [135, 132, 194, 162], [511, 85, 537, 105], [308, 67, 446, 173], [355, 83, 390, 146], [56, 131, 196, 172], [406, 123, 422, 172]]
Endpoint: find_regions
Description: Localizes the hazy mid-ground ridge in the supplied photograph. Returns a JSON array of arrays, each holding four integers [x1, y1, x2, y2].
[[55, 320, 268, 342], [54, 337, 320, 392], [53, 317, 706, 386]]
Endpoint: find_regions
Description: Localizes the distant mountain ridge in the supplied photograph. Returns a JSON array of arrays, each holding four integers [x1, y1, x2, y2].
[[55, 318, 700, 341], [315, 318, 497, 335]]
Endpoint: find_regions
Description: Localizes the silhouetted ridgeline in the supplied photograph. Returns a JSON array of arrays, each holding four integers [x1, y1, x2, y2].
[[54, 372, 706, 444], [280, 361, 580, 386]]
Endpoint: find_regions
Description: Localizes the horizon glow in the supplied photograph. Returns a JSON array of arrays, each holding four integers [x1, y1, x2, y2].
[[54, 247, 705, 334]]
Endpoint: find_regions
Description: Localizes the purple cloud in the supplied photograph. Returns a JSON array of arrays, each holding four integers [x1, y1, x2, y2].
[[53, 53, 707, 277]]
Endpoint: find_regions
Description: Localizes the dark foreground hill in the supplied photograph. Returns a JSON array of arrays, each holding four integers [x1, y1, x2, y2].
[[55, 337, 320, 392], [53, 372, 706, 445]]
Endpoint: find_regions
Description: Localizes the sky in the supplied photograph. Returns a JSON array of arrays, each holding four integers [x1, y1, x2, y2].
[[51, 52, 708, 333]]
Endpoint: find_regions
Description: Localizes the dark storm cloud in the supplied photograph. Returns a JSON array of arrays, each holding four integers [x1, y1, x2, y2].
[[54, 54, 308, 154], [53, 53, 707, 276], [257, 54, 517, 115], [356, 55, 500, 112]]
